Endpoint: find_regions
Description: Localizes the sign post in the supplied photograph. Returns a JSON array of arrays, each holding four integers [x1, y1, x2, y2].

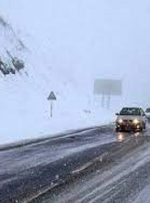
[[94, 79, 122, 109], [47, 91, 57, 118]]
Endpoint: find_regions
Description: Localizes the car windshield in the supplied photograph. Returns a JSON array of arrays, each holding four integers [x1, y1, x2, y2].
[[146, 108, 150, 113], [120, 108, 141, 116]]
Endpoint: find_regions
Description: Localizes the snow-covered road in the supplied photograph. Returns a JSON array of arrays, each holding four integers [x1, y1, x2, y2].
[[31, 128, 150, 203], [0, 125, 150, 203]]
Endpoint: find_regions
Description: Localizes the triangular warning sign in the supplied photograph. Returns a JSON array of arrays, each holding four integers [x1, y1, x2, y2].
[[48, 91, 57, 101]]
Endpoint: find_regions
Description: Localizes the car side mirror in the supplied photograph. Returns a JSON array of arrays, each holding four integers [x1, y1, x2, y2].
[[116, 113, 119, 116]]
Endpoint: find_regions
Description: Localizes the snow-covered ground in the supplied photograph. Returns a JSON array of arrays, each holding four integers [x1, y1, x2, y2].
[[0, 0, 150, 144], [0, 0, 150, 143], [0, 13, 116, 145]]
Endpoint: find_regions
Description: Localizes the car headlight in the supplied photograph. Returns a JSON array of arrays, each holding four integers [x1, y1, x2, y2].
[[118, 119, 123, 124], [133, 119, 140, 125]]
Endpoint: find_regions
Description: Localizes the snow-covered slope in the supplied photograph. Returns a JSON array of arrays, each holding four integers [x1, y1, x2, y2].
[[0, 15, 114, 145], [0, 0, 149, 145]]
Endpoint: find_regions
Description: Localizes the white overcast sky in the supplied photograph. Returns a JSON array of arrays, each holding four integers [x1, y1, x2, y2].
[[0, 0, 150, 105]]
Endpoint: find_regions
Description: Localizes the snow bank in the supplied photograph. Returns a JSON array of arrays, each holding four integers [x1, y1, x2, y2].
[[0, 4, 119, 145]]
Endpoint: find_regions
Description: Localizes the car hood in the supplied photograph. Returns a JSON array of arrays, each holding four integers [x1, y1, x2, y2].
[[117, 115, 142, 120]]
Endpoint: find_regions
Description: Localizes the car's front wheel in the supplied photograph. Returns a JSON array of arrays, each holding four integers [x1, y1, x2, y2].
[[138, 123, 145, 132], [116, 127, 120, 132], [143, 122, 146, 130]]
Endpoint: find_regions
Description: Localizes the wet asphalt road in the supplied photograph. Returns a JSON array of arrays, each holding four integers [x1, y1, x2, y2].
[[0, 125, 150, 203], [33, 130, 150, 203]]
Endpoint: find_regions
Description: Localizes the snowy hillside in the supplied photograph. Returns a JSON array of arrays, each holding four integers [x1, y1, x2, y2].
[[4, 0, 150, 144], [3, 0, 150, 144], [0, 14, 114, 145]]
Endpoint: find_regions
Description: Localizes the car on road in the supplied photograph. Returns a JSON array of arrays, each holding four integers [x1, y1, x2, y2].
[[116, 107, 147, 132], [145, 108, 150, 122]]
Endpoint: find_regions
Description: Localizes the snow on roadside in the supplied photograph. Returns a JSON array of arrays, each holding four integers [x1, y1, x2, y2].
[[0, 105, 114, 145], [0, 7, 117, 145]]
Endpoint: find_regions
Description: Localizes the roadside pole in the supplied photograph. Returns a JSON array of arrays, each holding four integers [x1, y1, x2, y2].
[[101, 94, 105, 108], [47, 91, 57, 118], [107, 93, 111, 109], [50, 101, 53, 118]]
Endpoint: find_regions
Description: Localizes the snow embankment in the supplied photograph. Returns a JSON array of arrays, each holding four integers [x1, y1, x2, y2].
[[0, 15, 115, 145]]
